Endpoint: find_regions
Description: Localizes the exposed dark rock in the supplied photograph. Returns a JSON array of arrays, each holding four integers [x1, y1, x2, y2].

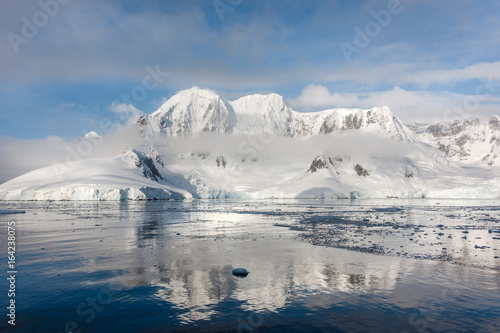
[[483, 154, 497, 165], [455, 134, 470, 147], [216, 155, 227, 168], [308, 155, 327, 173], [159, 117, 173, 129], [155, 154, 164, 167], [320, 120, 333, 134], [437, 142, 450, 155], [342, 114, 362, 130], [133, 150, 163, 182], [200, 152, 210, 159], [489, 116, 499, 130], [136, 115, 148, 126], [354, 164, 369, 176], [191, 152, 210, 160], [426, 124, 449, 138], [327, 156, 344, 166]]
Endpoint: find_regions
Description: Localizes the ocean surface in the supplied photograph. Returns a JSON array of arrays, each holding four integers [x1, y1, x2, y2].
[[0, 199, 499, 332]]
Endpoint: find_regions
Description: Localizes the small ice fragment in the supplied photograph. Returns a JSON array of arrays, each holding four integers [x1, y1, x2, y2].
[[0, 210, 26, 214], [232, 268, 249, 277]]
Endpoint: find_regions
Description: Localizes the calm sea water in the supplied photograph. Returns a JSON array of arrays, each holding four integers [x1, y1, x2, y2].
[[0, 199, 499, 332]]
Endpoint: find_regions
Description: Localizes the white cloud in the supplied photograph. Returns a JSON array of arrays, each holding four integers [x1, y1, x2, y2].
[[289, 84, 500, 122], [109, 102, 142, 124], [57, 103, 85, 110], [0, 124, 145, 184], [0, 136, 68, 184], [403, 61, 500, 87], [0, 1, 315, 90]]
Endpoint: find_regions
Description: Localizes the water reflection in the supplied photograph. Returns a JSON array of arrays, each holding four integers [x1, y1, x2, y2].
[[149, 255, 408, 324], [120, 214, 411, 325], [57, 200, 494, 325], [2, 199, 498, 331]]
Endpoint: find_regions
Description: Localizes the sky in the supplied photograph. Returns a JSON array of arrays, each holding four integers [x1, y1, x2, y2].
[[1, 0, 500, 140]]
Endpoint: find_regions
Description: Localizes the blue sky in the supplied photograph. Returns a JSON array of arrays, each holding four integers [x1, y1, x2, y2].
[[1, 0, 499, 139]]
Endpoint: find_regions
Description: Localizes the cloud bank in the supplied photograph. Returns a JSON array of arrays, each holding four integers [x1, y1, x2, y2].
[[289, 84, 500, 122]]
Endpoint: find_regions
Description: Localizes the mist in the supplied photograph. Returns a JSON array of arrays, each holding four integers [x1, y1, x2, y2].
[[0, 121, 418, 185], [0, 136, 69, 184], [151, 131, 416, 162]]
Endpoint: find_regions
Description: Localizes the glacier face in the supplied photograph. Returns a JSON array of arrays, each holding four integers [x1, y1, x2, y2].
[[1, 87, 499, 200], [0, 150, 192, 201]]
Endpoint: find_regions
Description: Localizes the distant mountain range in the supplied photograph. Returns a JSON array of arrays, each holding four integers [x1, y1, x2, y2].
[[1, 87, 499, 200], [408, 116, 500, 166], [138, 87, 411, 140]]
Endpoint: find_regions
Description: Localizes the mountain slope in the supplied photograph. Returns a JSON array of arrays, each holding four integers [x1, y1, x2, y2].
[[138, 87, 414, 140], [408, 116, 500, 166], [0, 149, 191, 201], [1, 87, 499, 200]]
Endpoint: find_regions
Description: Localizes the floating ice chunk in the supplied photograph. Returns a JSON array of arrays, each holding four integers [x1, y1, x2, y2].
[[232, 268, 249, 277], [0, 210, 26, 214], [373, 207, 403, 212]]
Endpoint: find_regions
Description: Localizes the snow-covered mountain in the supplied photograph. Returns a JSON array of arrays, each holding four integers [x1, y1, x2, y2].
[[1, 87, 499, 201], [138, 87, 412, 140], [408, 116, 500, 166]]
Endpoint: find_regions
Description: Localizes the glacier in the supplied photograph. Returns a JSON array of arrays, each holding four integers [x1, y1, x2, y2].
[[1, 87, 499, 201]]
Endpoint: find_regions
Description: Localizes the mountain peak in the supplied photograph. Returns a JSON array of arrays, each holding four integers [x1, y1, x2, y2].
[[177, 86, 219, 98], [152, 87, 223, 118], [144, 88, 414, 140], [148, 87, 232, 136], [489, 115, 500, 130], [232, 92, 287, 115], [84, 131, 101, 139]]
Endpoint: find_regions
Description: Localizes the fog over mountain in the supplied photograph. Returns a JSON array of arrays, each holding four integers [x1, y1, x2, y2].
[[1, 87, 499, 200]]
